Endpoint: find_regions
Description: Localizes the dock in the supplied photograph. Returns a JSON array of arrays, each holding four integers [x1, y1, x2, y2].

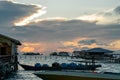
[[5, 70, 42, 80]]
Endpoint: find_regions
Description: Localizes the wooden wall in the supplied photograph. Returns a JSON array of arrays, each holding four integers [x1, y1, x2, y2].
[[0, 43, 11, 55]]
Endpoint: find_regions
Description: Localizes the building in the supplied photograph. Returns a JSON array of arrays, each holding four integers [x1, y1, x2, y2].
[[72, 48, 113, 59], [0, 34, 21, 79], [72, 50, 87, 57], [87, 48, 113, 57], [58, 52, 70, 56], [50, 52, 58, 56]]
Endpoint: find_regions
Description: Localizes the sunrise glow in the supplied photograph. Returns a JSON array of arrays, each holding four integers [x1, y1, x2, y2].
[[110, 40, 120, 50], [21, 47, 35, 52]]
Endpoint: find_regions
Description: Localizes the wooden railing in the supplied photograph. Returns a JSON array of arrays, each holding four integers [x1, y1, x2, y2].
[[0, 55, 11, 63]]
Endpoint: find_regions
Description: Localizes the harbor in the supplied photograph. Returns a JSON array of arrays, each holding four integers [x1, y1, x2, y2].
[[18, 55, 120, 72], [5, 55, 120, 80], [0, 47, 120, 80]]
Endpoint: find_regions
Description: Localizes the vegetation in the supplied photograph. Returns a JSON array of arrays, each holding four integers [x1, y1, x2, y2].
[[23, 52, 40, 55]]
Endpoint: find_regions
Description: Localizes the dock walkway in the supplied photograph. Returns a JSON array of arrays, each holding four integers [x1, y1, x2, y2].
[[5, 70, 42, 80]]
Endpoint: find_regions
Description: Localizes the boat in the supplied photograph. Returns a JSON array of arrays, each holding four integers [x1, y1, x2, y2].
[[34, 71, 120, 80], [19, 63, 101, 71]]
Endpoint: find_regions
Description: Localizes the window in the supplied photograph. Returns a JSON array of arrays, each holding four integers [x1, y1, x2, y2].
[[0, 47, 7, 55]]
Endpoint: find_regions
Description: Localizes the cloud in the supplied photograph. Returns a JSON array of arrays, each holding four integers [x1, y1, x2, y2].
[[14, 7, 46, 26], [61, 38, 111, 51], [78, 39, 97, 45], [0, 1, 45, 26], [0, 16, 119, 52], [114, 6, 120, 14], [16, 18, 120, 42], [19, 41, 67, 53], [110, 40, 120, 50], [77, 6, 120, 24], [21, 47, 35, 52], [19, 42, 45, 53], [12, 19, 98, 42], [10, 18, 120, 52], [0, 1, 120, 53]]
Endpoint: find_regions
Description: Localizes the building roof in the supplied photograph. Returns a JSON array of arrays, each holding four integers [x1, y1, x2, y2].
[[87, 48, 113, 53], [0, 34, 21, 45]]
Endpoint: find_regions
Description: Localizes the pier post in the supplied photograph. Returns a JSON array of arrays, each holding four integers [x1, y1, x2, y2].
[[92, 56, 95, 65], [14, 55, 18, 71]]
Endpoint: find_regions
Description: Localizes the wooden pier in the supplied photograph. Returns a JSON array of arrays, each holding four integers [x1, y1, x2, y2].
[[103, 54, 120, 63], [0, 55, 20, 80], [5, 70, 42, 80]]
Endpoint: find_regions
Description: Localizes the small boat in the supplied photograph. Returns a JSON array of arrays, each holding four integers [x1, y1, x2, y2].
[[19, 62, 101, 71], [19, 64, 35, 70], [19, 64, 60, 70], [34, 71, 120, 80]]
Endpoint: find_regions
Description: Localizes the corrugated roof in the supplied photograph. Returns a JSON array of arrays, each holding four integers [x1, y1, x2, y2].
[[0, 34, 21, 45], [87, 48, 113, 53]]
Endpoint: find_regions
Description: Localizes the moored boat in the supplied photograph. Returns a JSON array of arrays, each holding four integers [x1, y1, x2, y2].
[[34, 71, 120, 80], [19, 62, 101, 71]]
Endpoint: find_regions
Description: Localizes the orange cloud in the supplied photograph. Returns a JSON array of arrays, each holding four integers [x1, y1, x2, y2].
[[62, 38, 86, 46], [19, 42, 44, 53], [62, 41, 78, 47], [110, 40, 120, 50], [21, 47, 35, 52], [19, 42, 62, 53], [19, 38, 120, 54]]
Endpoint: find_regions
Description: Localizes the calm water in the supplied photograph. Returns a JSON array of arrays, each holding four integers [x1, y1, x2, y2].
[[18, 55, 120, 73]]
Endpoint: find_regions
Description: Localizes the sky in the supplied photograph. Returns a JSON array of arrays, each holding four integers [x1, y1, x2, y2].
[[0, 0, 120, 54]]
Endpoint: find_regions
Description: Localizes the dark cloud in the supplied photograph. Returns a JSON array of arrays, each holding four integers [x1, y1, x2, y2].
[[92, 24, 120, 40], [0, 1, 41, 26], [78, 39, 97, 45], [95, 6, 120, 24], [103, 6, 120, 16], [114, 6, 120, 14], [3, 18, 116, 44], [11, 20, 98, 42]]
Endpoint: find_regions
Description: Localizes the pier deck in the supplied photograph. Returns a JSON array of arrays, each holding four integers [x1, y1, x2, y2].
[[5, 70, 42, 80]]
